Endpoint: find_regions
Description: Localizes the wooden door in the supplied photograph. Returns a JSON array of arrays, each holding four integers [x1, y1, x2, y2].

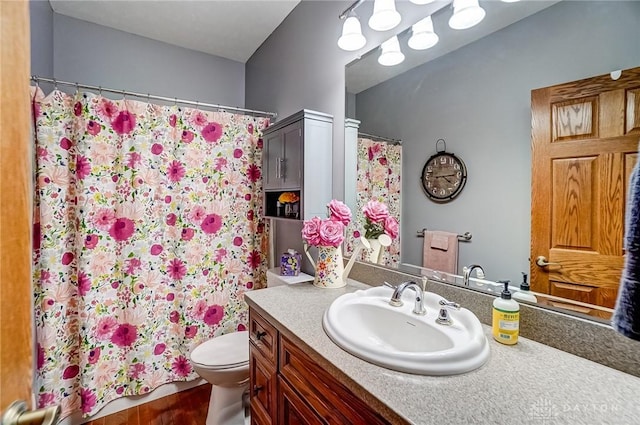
[[531, 67, 640, 309], [1, 0, 34, 412]]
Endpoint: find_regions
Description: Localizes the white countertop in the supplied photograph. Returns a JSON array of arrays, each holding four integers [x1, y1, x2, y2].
[[245, 279, 640, 425]]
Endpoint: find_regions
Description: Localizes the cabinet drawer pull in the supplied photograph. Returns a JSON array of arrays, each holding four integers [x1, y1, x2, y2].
[[255, 330, 267, 341], [253, 385, 263, 396]]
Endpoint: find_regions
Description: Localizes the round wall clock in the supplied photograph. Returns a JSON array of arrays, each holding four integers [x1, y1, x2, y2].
[[421, 150, 467, 202]]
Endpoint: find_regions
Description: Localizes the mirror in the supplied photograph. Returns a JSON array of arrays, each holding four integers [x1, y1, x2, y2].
[[344, 0, 640, 320]]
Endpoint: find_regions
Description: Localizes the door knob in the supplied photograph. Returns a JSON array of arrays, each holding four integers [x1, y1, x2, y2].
[[535, 256, 561, 267], [2, 401, 60, 425]]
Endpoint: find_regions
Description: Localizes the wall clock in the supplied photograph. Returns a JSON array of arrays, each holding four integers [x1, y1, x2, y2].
[[421, 140, 467, 202]]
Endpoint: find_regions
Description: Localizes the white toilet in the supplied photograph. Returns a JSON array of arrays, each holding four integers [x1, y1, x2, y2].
[[189, 331, 250, 425]]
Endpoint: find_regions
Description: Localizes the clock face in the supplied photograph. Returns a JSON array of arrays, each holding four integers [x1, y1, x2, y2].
[[421, 152, 467, 202]]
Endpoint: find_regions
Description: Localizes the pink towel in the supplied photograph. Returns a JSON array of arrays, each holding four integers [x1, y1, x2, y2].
[[423, 231, 459, 274]]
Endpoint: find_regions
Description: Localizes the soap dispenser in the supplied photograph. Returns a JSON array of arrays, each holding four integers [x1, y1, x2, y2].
[[512, 272, 538, 303], [492, 280, 520, 345]]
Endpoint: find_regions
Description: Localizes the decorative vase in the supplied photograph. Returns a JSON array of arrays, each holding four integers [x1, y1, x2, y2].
[[309, 245, 346, 288], [366, 234, 393, 265]]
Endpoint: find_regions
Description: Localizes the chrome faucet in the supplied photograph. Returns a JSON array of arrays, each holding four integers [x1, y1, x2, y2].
[[463, 264, 485, 287], [384, 281, 426, 315]]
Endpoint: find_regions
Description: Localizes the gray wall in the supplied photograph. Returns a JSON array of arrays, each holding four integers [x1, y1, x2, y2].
[[355, 1, 640, 283], [47, 13, 245, 107], [30, 0, 53, 76], [246, 0, 435, 268]]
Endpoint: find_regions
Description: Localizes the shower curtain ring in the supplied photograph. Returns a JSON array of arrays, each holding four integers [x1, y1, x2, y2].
[[98, 86, 102, 96], [75, 82, 79, 96], [122, 89, 126, 100], [34, 76, 40, 88], [174, 97, 178, 106], [53, 78, 58, 90]]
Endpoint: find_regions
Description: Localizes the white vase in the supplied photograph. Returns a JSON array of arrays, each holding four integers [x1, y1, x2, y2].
[[366, 234, 392, 265]]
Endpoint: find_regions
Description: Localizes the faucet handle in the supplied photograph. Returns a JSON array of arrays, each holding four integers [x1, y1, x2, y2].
[[439, 299, 460, 310], [436, 308, 453, 326]]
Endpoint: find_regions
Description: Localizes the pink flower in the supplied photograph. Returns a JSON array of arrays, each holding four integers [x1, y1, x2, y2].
[[171, 355, 191, 377], [129, 363, 146, 379], [168, 258, 186, 280], [203, 305, 223, 326], [151, 143, 163, 155], [167, 160, 185, 182], [181, 130, 194, 143], [184, 325, 198, 338], [74, 101, 83, 116], [327, 200, 351, 225], [125, 258, 141, 275], [301, 217, 322, 246], [384, 216, 399, 239], [188, 205, 206, 223], [150, 244, 163, 255], [363, 200, 389, 224], [87, 347, 100, 365], [189, 111, 208, 127], [76, 155, 91, 180], [111, 323, 138, 347], [77, 272, 91, 296], [62, 365, 79, 379], [109, 218, 135, 242], [80, 388, 97, 414], [37, 343, 45, 369], [193, 299, 208, 319], [97, 99, 117, 119], [201, 214, 222, 234], [169, 114, 177, 127], [368, 144, 383, 161], [111, 110, 136, 135], [319, 220, 345, 247], [233, 148, 243, 158], [127, 152, 141, 168], [86, 120, 101, 136], [61, 252, 74, 266], [166, 213, 177, 226], [84, 234, 99, 249], [154, 343, 166, 355], [169, 311, 180, 323], [95, 316, 117, 340], [247, 164, 261, 182], [248, 250, 261, 269], [214, 248, 227, 263], [60, 137, 72, 150], [181, 228, 195, 241], [92, 208, 116, 231], [233, 236, 243, 246], [214, 157, 227, 171], [38, 393, 54, 408], [247, 123, 254, 134], [201, 122, 223, 143]]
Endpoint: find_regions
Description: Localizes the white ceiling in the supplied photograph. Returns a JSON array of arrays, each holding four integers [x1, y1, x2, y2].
[[49, 0, 301, 63]]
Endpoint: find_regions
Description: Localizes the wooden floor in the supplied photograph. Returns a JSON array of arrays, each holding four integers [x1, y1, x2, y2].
[[84, 384, 212, 425]]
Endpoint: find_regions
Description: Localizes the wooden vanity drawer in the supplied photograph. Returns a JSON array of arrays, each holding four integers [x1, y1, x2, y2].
[[250, 342, 277, 425], [249, 310, 278, 364], [279, 335, 390, 425], [278, 376, 324, 425]]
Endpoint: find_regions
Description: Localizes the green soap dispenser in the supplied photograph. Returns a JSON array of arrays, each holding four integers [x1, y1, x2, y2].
[[512, 272, 538, 303], [492, 280, 520, 345]]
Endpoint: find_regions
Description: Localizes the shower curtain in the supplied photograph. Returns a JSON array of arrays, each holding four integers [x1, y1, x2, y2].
[[31, 87, 269, 418], [346, 137, 401, 267]]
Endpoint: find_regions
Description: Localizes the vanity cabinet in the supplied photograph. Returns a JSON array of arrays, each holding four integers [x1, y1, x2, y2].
[[262, 110, 332, 221], [249, 308, 391, 425]]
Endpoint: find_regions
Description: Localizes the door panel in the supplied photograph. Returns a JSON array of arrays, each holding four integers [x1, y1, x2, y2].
[[531, 66, 640, 311], [1, 0, 33, 411]]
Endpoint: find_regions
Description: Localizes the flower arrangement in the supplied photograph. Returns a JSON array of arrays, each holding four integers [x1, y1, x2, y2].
[[301, 200, 351, 247], [278, 192, 299, 203], [362, 200, 399, 240]]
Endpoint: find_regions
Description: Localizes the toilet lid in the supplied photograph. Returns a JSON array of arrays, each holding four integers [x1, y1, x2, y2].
[[190, 331, 249, 369]]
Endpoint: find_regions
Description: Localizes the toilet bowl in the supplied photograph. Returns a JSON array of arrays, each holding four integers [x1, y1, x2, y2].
[[190, 331, 250, 425]]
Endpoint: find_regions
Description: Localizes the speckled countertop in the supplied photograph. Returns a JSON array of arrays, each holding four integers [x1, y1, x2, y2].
[[245, 279, 640, 425]]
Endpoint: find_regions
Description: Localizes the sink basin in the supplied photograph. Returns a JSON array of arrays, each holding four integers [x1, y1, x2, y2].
[[322, 285, 489, 375]]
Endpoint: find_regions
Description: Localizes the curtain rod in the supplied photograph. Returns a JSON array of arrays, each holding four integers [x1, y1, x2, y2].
[[30, 76, 277, 119], [358, 132, 402, 145]]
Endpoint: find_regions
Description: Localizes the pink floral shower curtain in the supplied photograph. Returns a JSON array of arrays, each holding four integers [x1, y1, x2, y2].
[[31, 87, 269, 419], [346, 137, 401, 267]]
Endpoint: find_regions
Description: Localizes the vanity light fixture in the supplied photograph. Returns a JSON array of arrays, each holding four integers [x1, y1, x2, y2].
[[338, 12, 367, 51], [368, 0, 402, 32], [448, 0, 486, 30], [378, 35, 405, 66], [408, 15, 439, 50]]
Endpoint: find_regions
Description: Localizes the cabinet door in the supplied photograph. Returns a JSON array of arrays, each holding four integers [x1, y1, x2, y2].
[[281, 122, 302, 189], [250, 343, 277, 425], [263, 130, 284, 190], [278, 376, 324, 425]]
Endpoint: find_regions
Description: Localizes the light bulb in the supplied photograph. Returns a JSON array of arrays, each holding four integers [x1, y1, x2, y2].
[[408, 16, 439, 50], [338, 16, 366, 51], [368, 0, 402, 32], [449, 0, 486, 30]]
